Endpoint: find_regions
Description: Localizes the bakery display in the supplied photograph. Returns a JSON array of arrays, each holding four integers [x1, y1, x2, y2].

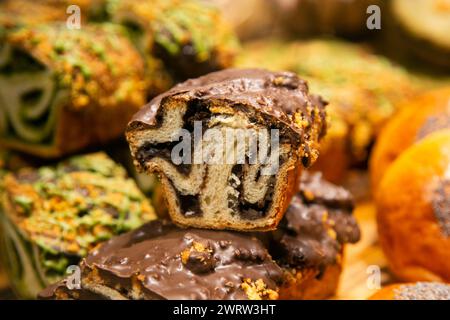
[[236, 39, 420, 182], [375, 130, 450, 282], [273, 0, 384, 37], [0, 23, 146, 158], [126, 68, 327, 231], [370, 282, 450, 300], [39, 219, 283, 300], [0, 153, 156, 298], [391, 0, 450, 69], [0, 0, 448, 302], [370, 87, 450, 191]]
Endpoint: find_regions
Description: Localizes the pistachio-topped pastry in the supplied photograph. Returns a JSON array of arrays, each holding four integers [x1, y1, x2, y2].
[[107, 0, 239, 85], [0, 23, 146, 157], [0, 153, 156, 298]]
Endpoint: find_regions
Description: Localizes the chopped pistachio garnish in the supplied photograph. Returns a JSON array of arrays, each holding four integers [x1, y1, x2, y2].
[[3, 153, 157, 274]]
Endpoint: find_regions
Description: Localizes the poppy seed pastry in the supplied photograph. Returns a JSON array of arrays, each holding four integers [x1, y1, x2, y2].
[[126, 68, 327, 231], [376, 130, 450, 282], [39, 220, 284, 300], [267, 172, 360, 299], [370, 282, 450, 300]]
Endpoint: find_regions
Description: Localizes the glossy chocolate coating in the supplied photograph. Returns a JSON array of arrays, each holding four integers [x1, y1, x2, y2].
[[41, 220, 283, 300], [128, 68, 327, 148], [270, 172, 360, 272]]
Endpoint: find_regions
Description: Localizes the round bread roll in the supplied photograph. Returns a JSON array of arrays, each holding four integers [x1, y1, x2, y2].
[[371, 87, 450, 190], [375, 130, 450, 282], [370, 282, 450, 300]]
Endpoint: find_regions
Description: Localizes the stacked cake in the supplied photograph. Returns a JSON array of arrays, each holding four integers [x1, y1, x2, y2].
[[40, 69, 360, 300]]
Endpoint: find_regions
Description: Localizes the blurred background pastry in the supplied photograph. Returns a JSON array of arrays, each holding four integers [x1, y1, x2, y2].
[[375, 130, 450, 282], [389, 0, 450, 69], [237, 39, 421, 182], [207, 0, 279, 40], [370, 282, 450, 300], [0, 153, 156, 298], [106, 0, 239, 90], [0, 23, 146, 158], [272, 0, 385, 38], [370, 87, 450, 191]]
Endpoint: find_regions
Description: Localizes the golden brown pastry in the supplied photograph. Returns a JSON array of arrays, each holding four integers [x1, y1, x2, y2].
[[370, 282, 450, 300], [375, 130, 450, 282], [370, 87, 450, 191]]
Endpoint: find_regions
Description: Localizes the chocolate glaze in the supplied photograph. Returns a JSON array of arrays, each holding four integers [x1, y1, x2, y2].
[[128, 68, 327, 149], [268, 172, 360, 273], [43, 220, 283, 300], [432, 179, 450, 237]]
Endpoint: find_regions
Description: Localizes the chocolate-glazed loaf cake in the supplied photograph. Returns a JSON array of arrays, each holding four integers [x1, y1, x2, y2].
[[126, 68, 327, 231], [39, 220, 283, 300], [269, 172, 360, 299]]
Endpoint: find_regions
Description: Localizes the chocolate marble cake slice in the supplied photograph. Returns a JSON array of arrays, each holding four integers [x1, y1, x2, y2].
[[39, 220, 283, 300], [126, 68, 327, 231]]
